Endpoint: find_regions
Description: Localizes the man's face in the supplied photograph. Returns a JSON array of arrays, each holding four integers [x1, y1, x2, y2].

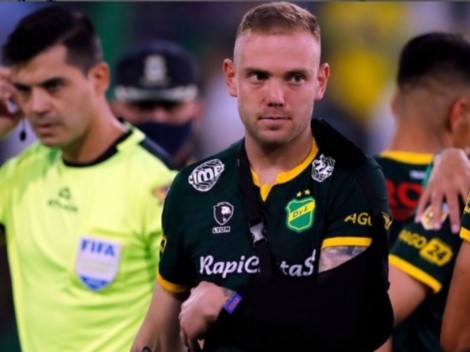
[[224, 29, 329, 149], [10, 44, 102, 150]]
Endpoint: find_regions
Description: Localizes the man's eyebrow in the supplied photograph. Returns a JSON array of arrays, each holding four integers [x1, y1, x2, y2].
[[244, 67, 270, 76], [12, 77, 66, 90]]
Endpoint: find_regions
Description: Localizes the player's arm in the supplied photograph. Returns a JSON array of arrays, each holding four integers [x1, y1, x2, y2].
[[387, 264, 428, 325], [415, 148, 470, 234], [441, 241, 470, 352], [131, 282, 187, 352]]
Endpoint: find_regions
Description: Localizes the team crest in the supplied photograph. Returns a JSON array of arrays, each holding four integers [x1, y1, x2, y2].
[[311, 154, 335, 182], [420, 204, 449, 230], [188, 159, 225, 192], [75, 236, 122, 291], [285, 196, 316, 233]]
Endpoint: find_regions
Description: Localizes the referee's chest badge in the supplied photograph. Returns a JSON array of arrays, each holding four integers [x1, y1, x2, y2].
[[75, 236, 122, 291], [285, 196, 316, 233]]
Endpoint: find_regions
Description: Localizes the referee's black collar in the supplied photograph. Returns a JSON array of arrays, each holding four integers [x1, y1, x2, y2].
[[62, 129, 133, 168]]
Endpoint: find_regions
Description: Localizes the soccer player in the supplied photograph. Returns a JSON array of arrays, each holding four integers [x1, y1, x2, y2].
[[375, 32, 470, 351], [132, 2, 392, 351]]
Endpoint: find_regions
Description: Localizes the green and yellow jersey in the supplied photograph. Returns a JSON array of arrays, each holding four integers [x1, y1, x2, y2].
[[389, 215, 460, 352], [0, 127, 175, 352], [159, 138, 391, 350], [460, 190, 470, 242], [376, 151, 433, 244]]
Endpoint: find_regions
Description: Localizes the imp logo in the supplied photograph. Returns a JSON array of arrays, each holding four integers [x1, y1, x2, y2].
[[214, 202, 234, 225], [188, 159, 225, 192], [311, 154, 335, 182]]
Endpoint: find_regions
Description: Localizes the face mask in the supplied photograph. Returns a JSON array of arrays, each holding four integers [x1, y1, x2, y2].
[[135, 120, 193, 157]]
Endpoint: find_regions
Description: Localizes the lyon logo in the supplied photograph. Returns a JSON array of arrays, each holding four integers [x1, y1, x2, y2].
[[214, 202, 234, 225]]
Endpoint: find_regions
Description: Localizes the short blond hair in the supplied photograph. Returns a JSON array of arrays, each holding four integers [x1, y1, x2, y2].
[[237, 1, 320, 41]]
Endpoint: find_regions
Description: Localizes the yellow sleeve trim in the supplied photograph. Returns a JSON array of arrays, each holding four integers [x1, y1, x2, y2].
[[157, 271, 190, 294], [321, 236, 372, 249], [460, 227, 470, 242], [389, 254, 441, 293]]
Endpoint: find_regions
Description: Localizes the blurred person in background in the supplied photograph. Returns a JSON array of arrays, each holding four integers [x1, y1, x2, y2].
[[375, 31, 470, 352], [0, 5, 175, 351], [112, 40, 203, 169]]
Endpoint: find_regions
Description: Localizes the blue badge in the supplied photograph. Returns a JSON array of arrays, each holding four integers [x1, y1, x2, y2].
[[75, 236, 122, 291]]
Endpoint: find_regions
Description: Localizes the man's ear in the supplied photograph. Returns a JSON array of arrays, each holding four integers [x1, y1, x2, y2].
[[314, 63, 330, 101], [223, 59, 237, 98], [448, 97, 468, 132], [89, 62, 110, 95]]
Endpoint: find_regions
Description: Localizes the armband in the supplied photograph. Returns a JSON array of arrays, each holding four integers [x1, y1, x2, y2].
[[223, 292, 243, 314]]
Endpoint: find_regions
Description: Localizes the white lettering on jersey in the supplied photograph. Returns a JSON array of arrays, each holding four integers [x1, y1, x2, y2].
[[199, 250, 316, 278], [188, 159, 225, 192], [75, 236, 122, 291]]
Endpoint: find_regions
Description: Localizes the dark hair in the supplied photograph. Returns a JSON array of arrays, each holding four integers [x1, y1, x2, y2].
[[237, 1, 320, 41], [2, 5, 103, 74], [397, 32, 470, 91]]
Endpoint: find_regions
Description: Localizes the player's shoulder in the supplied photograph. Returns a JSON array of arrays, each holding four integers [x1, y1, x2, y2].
[[171, 140, 241, 193], [0, 142, 55, 175]]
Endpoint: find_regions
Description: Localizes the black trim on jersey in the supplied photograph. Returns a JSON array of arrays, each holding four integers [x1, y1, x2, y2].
[[63, 130, 133, 167], [311, 118, 366, 169], [139, 137, 174, 170]]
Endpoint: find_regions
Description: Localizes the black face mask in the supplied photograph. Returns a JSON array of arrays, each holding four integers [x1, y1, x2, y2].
[[135, 120, 193, 157]]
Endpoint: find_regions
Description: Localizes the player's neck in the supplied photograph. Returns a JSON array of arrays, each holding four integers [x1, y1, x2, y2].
[[62, 104, 127, 164], [387, 122, 450, 154], [245, 136, 313, 185]]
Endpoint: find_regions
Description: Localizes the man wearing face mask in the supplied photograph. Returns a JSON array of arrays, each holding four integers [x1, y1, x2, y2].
[[112, 40, 203, 169]]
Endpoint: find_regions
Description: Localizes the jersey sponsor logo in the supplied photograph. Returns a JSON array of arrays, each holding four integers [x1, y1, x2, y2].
[[75, 236, 122, 291], [409, 170, 426, 180], [344, 212, 373, 226], [200, 255, 259, 278], [398, 229, 428, 249], [213, 202, 234, 225], [420, 238, 453, 266], [279, 249, 316, 277], [344, 212, 392, 230], [188, 159, 225, 192], [47, 187, 78, 213], [385, 179, 422, 221], [311, 154, 335, 182], [285, 196, 315, 233], [199, 251, 316, 278], [212, 201, 234, 234], [419, 204, 449, 230]]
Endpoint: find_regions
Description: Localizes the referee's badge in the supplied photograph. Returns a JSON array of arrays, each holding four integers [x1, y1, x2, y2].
[[75, 236, 122, 291]]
